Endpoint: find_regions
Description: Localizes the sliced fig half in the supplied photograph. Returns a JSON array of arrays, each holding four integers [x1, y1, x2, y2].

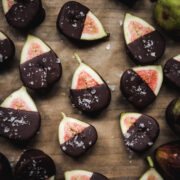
[[19, 35, 62, 90], [0, 31, 15, 66], [123, 13, 165, 65], [0, 152, 13, 180], [120, 65, 163, 109], [164, 54, 180, 89], [15, 149, 56, 180], [0, 86, 41, 142], [65, 170, 109, 180], [140, 156, 163, 180], [57, 1, 108, 41], [70, 53, 111, 113], [120, 112, 159, 152], [59, 113, 97, 157], [2, 0, 45, 30]]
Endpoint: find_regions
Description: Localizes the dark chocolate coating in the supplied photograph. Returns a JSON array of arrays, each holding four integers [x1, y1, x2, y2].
[[70, 84, 111, 113], [0, 107, 41, 142], [15, 149, 56, 180], [164, 58, 180, 89], [120, 69, 156, 109], [0, 152, 13, 180], [127, 31, 165, 65], [119, 0, 138, 6], [57, 1, 89, 39], [166, 98, 180, 136], [124, 115, 159, 152], [20, 50, 62, 90], [91, 172, 109, 180], [0, 34, 15, 66], [5, 0, 45, 30], [60, 125, 97, 157]]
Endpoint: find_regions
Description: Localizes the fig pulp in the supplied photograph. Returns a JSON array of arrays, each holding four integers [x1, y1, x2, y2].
[[70, 53, 111, 113], [59, 113, 97, 157], [123, 13, 165, 65], [120, 113, 159, 152], [57, 1, 108, 40], [155, 141, 180, 180], [166, 97, 180, 136]]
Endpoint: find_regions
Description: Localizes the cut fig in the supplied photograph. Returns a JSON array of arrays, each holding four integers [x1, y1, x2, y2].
[[2, 0, 45, 30], [19, 35, 62, 90], [58, 113, 97, 157], [120, 65, 163, 109], [65, 170, 109, 180], [120, 113, 159, 152], [0, 31, 15, 66], [0, 86, 41, 142], [70, 53, 111, 113], [0, 152, 13, 180], [123, 13, 165, 65], [140, 156, 163, 180], [15, 149, 56, 180], [164, 54, 180, 89], [166, 97, 180, 136], [57, 1, 108, 41]]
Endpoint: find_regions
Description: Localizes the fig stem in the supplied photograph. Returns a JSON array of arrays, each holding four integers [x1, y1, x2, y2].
[[147, 156, 154, 168], [61, 112, 67, 118], [74, 52, 82, 64]]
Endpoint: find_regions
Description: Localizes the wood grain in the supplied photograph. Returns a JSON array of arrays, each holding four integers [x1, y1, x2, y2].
[[0, 0, 180, 179]]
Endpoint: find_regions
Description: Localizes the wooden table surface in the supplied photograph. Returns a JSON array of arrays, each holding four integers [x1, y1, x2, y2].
[[0, 0, 180, 179]]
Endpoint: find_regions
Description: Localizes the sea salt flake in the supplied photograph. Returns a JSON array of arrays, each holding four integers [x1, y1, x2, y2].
[[106, 44, 111, 50]]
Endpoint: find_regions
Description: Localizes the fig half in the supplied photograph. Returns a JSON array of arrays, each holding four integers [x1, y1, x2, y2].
[[59, 113, 97, 157], [120, 112, 159, 152], [0, 86, 41, 142], [57, 1, 108, 40], [65, 170, 109, 180], [123, 13, 165, 65], [2, 0, 45, 30], [164, 54, 180, 89], [120, 65, 163, 109], [15, 149, 56, 180], [70, 53, 111, 113], [19, 35, 62, 90]]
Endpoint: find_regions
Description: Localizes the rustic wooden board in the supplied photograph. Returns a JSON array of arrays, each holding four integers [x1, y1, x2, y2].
[[0, 0, 180, 179]]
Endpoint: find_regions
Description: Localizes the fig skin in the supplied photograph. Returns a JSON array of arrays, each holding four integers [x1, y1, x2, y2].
[[155, 141, 180, 180], [166, 98, 180, 136]]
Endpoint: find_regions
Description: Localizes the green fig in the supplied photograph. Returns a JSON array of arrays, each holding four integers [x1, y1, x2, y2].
[[154, 0, 180, 38]]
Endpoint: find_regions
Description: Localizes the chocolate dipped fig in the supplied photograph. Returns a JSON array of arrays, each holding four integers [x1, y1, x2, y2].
[[15, 149, 56, 180], [0, 86, 41, 142], [155, 141, 180, 180], [2, 0, 45, 30], [59, 113, 97, 157], [120, 112, 159, 152], [140, 156, 163, 180], [123, 13, 165, 65], [65, 170, 109, 180], [70, 53, 111, 113], [0, 152, 13, 180], [166, 97, 180, 136], [164, 54, 180, 89], [0, 31, 15, 67], [19, 35, 62, 90], [57, 1, 108, 41], [120, 65, 163, 109]]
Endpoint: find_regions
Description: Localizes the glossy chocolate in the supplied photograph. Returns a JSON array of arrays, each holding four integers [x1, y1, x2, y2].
[[127, 31, 165, 65], [0, 107, 41, 142], [61, 125, 97, 157], [120, 69, 156, 109], [20, 50, 62, 90], [57, 1, 89, 39], [124, 115, 159, 152], [15, 149, 56, 180], [70, 84, 111, 113], [91, 173, 109, 180], [164, 58, 180, 89]]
